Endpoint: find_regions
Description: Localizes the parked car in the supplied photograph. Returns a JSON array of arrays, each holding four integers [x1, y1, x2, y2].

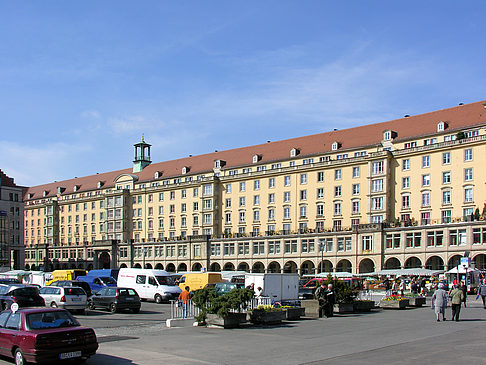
[[0, 284, 45, 310], [0, 307, 98, 364], [78, 275, 117, 293], [48, 280, 92, 297], [39, 286, 88, 314], [298, 287, 314, 300], [205, 282, 245, 295], [88, 287, 141, 313]]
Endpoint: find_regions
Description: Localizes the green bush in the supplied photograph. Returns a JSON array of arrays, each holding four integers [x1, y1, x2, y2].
[[191, 287, 254, 322]]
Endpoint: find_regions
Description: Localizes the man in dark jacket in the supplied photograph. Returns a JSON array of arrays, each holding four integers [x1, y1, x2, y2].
[[477, 280, 486, 308], [325, 284, 336, 317], [314, 283, 328, 318]]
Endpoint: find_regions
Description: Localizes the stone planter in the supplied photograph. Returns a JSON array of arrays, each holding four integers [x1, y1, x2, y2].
[[206, 313, 242, 328], [334, 302, 354, 313], [407, 296, 426, 307], [249, 309, 286, 324], [300, 299, 320, 318], [380, 299, 409, 309], [353, 300, 375, 312], [284, 307, 305, 320]]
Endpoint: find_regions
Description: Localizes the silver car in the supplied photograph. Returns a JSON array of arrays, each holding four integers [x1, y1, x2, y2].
[[39, 286, 87, 314]]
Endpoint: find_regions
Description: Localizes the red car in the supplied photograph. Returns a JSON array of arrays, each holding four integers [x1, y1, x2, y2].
[[0, 307, 98, 364]]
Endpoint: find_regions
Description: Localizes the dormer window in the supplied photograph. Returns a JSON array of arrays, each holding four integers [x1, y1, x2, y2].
[[97, 181, 104, 188], [383, 130, 397, 141], [28, 193, 33, 199], [331, 142, 341, 151], [154, 171, 162, 179], [43, 190, 49, 197], [73, 185, 80, 192], [252, 154, 261, 163], [437, 121, 448, 132], [214, 159, 226, 169], [182, 166, 189, 174], [290, 148, 300, 157], [57, 187, 65, 194]]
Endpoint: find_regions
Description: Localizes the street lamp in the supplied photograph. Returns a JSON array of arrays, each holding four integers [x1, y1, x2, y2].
[[319, 242, 324, 273], [142, 247, 148, 269]]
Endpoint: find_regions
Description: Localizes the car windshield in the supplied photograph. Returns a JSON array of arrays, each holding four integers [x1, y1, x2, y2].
[[64, 288, 86, 296], [10, 287, 39, 297], [155, 276, 175, 286], [100, 277, 116, 285], [118, 288, 137, 296], [27, 311, 80, 330]]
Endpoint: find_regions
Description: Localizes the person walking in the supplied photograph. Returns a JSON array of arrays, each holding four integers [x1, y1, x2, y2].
[[431, 283, 448, 322], [450, 285, 464, 322], [325, 284, 336, 318], [314, 283, 328, 318], [460, 281, 467, 308], [178, 286, 191, 318], [477, 279, 486, 308]]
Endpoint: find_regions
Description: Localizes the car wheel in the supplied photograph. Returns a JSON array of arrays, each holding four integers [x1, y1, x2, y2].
[[154, 294, 162, 304], [88, 301, 95, 310], [109, 303, 117, 313], [14, 349, 26, 365], [50, 302, 58, 308], [131, 308, 140, 314]]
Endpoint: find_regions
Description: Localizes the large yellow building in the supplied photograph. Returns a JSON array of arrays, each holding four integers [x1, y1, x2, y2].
[[23, 101, 486, 275]]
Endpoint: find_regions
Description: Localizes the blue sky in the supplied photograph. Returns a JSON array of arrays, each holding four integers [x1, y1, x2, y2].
[[1, 1, 485, 187]]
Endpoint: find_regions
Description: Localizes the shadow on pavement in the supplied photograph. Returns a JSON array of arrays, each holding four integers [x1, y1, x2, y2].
[[89, 354, 136, 364]]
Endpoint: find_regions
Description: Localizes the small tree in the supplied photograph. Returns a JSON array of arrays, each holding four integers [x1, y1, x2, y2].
[[474, 208, 481, 221], [325, 274, 357, 304]]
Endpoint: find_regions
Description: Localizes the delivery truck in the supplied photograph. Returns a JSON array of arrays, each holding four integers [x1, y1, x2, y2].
[[244, 273, 299, 302]]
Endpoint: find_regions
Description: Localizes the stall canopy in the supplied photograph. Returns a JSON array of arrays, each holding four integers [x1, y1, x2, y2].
[[445, 266, 482, 274], [363, 268, 443, 277], [311, 272, 355, 278]]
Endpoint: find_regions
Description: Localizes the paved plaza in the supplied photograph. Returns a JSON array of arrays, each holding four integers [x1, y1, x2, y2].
[[0, 299, 485, 365]]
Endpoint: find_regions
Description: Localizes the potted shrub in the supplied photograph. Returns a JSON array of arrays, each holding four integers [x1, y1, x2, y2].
[[248, 305, 286, 324], [353, 300, 375, 312], [380, 295, 409, 309], [192, 287, 254, 328], [280, 305, 306, 320], [328, 276, 357, 313], [405, 294, 426, 307]]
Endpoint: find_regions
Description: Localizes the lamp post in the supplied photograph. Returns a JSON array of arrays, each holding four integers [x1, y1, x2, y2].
[[142, 247, 147, 269], [319, 241, 324, 273]]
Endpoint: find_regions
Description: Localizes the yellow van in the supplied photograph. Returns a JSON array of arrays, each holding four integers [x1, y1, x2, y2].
[[178, 272, 223, 291], [45, 269, 87, 285]]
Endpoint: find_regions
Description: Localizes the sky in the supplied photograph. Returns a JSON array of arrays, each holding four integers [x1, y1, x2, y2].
[[1, 1, 486, 187]]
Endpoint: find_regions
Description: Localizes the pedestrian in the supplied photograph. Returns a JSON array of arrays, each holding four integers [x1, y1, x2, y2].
[[399, 279, 406, 296], [246, 282, 255, 293], [477, 279, 486, 308], [431, 283, 448, 322], [420, 277, 427, 295], [460, 281, 467, 308], [314, 283, 328, 318], [325, 284, 336, 318], [450, 285, 464, 322], [255, 286, 263, 305], [178, 286, 191, 318], [392, 280, 399, 295], [384, 277, 392, 296]]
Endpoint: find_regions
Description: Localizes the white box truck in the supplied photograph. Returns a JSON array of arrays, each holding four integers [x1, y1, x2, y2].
[[117, 268, 181, 303], [244, 273, 299, 302]]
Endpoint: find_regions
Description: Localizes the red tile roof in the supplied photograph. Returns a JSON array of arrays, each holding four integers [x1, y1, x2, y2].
[[0, 170, 19, 188], [24, 100, 486, 200]]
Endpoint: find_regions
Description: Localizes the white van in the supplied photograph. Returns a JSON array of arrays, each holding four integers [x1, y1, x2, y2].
[[117, 268, 181, 303]]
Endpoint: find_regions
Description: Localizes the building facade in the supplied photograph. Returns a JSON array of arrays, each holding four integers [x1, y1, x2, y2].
[[23, 101, 486, 274], [0, 170, 25, 269]]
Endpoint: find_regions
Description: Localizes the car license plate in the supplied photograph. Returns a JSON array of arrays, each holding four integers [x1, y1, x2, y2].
[[125, 297, 134, 301], [71, 298, 81, 302], [59, 351, 82, 359]]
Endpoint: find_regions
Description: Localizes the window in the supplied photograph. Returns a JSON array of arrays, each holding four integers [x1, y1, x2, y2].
[[239, 182, 246, 192], [317, 188, 324, 199], [442, 152, 451, 165], [225, 199, 231, 208], [422, 192, 430, 207], [239, 197, 246, 207], [268, 193, 275, 204], [299, 205, 307, 218], [442, 190, 451, 205], [352, 200, 360, 214], [319, 238, 333, 252], [300, 174, 307, 184], [372, 161, 384, 175], [317, 171, 324, 182], [402, 177, 410, 189], [464, 168, 473, 181], [254, 195, 260, 205], [300, 190, 307, 200], [170, 191, 175, 200], [383, 131, 392, 141], [334, 202, 341, 215], [362, 236, 372, 251], [268, 178, 275, 188], [334, 186, 342, 197], [402, 159, 410, 171], [422, 174, 430, 186], [372, 197, 383, 210], [442, 171, 451, 184], [421, 211, 430, 225], [301, 239, 315, 253], [372, 179, 384, 192], [254, 180, 260, 190], [317, 204, 324, 216], [239, 211, 245, 223], [268, 208, 275, 220], [334, 169, 342, 180], [225, 213, 231, 224], [283, 192, 291, 202], [268, 240, 281, 254], [283, 206, 290, 219], [404, 141, 417, 149], [464, 188, 473, 203], [464, 148, 473, 161], [225, 184, 231, 193], [253, 210, 260, 222], [352, 184, 360, 195], [441, 210, 451, 223], [352, 166, 360, 178], [402, 195, 410, 209], [284, 176, 291, 186], [284, 240, 298, 253], [422, 155, 430, 168]]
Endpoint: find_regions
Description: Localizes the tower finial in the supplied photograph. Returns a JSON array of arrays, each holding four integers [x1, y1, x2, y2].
[[142, 134, 144, 142]]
